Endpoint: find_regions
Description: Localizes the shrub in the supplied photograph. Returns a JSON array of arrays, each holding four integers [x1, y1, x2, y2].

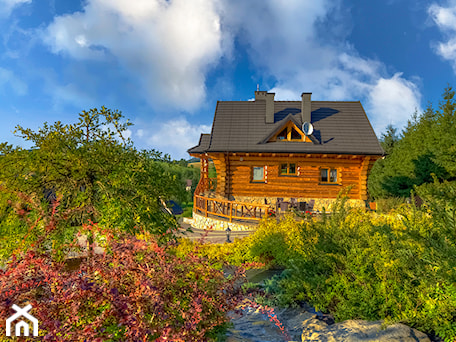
[[375, 197, 407, 213], [246, 214, 307, 268], [254, 197, 456, 341], [173, 235, 263, 269], [0, 232, 244, 341]]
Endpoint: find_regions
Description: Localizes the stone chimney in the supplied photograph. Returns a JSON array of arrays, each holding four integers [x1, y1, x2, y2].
[[255, 91, 275, 124], [301, 92, 312, 123]]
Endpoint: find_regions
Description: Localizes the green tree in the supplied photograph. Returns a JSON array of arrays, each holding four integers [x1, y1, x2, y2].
[[0, 107, 184, 259], [369, 87, 455, 198], [380, 124, 399, 156]]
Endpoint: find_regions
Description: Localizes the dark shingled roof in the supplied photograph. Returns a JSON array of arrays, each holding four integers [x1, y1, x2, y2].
[[188, 100, 384, 155], [188, 133, 211, 154]]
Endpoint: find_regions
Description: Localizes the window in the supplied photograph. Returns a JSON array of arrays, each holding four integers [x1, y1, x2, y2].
[[277, 128, 288, 140], [252, 166, 265, 182], [280, 163, 296, 176], [321, 168, 338, 183], [290, 128, 301, 140], [272, 122, 305, 142]]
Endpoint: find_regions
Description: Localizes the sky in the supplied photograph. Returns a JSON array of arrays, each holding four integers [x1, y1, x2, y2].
[[0, 0, 456, 160]]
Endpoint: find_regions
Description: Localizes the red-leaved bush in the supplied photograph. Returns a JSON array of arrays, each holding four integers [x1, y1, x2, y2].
[[0, 233, 245, 341]]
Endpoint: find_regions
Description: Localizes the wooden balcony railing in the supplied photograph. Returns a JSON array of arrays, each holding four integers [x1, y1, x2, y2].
[[194, 177, 217, 195], [208, 177, 217, 191], [194, 194, 269, 222]]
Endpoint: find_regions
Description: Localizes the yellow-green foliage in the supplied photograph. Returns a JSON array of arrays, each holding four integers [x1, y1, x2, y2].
[[173, 214, 310, 269], [246, 214, 311, 267], [173, 236, 260, 269], [173, 200, 456, 341], [375, 197, 407, 214], [258, 202, 456, 341]]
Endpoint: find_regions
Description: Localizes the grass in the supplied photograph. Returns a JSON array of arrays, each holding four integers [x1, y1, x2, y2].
[[177, 202, 193, 218]]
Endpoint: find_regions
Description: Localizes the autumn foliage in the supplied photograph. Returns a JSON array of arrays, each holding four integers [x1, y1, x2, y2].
[[0, 229, 244, 341]]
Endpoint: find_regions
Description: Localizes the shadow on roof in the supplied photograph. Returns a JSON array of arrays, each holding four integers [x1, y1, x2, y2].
[[274, 108, 301, 122], [311, 108, 339, 123]]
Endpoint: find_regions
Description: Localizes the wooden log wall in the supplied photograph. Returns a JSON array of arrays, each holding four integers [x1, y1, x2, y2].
[[209, 153, 379, 200], [211, 153, 227, 197]]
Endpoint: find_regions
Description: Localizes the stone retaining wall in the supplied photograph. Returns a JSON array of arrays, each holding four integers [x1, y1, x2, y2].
[[190, 212, 256, 231]]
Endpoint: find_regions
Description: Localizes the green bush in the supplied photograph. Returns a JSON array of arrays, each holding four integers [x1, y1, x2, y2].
[[173, 236, 262, 269], [172, 191, 456, 340], [375, 197, 407, 213], [246, 198, 456, 341]]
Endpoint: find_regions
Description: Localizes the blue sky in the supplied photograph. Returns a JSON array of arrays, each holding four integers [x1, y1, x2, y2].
[[1, 0, 456, 159]]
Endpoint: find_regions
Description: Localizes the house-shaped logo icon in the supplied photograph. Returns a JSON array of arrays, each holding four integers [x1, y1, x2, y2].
[[6, 304, 39, 337]]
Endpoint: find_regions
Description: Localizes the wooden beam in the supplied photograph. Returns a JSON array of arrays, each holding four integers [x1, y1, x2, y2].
[[359, 156, 371, 200], [337, 155, 342, 158]]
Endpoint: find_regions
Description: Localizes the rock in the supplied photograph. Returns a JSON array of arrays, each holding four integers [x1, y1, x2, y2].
[[227, 299, 317, 342], [227, 300, 302, 342], [226, 299, 432, 342], [301, 316, 431, 342]]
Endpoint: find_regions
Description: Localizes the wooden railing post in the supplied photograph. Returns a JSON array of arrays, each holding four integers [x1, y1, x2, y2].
[[205, 198, 208, 217]]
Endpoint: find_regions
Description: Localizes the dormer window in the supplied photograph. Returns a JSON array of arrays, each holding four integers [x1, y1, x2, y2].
[[271, 121, 306, 142], [291, 128, 301, 140], [277, 127, 288, 140]]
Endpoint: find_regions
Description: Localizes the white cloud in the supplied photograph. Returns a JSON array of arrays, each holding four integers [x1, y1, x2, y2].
[[0, 67, 27, 95], [41, 0, 422, 144], [368, 73, 422, 134], [223, 0, 421, 135], [429, 2, 456, 71], [137, 117, 211, 159], [42, 0, 223, 111], [0, 0, 31, 16]]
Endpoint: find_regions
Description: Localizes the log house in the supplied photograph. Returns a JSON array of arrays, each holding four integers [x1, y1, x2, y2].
[[189, 91, 383, 213]]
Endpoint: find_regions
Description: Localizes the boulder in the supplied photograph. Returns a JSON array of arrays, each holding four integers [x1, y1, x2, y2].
[[301, 316, 431, 342]]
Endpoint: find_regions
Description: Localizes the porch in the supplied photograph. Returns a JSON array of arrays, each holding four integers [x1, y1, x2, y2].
[[193, 194, 270, 223]]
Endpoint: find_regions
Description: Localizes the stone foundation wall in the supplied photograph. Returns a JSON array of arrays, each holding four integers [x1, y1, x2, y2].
[[191, 212, 256, 231], [233, 195, 364, 212]]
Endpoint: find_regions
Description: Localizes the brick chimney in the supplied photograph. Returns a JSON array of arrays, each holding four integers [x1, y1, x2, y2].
[[301, 92, 312, 123], [255, 91, 275, 124]]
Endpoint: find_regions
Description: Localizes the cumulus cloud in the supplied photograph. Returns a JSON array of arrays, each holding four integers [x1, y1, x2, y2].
[[136, 118, 211, 159], [429, 2, 456, 71], [0, 0, 31, 16], [223, 0, 421, 135], [368, 74, 422, 133], [41, 0, 422, 152], [43, 0, 223, 111]]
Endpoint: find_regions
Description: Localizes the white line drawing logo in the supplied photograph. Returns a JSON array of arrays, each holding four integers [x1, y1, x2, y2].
[[5, 304, 39, 337]]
